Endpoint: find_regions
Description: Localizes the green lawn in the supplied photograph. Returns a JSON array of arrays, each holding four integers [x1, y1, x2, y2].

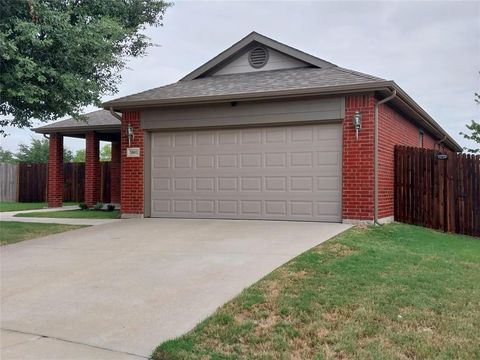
[[15, 209, 120, 219], [0, 221, 87, 245], [154, 224, 480, 360], [0, 202, 78, 212]]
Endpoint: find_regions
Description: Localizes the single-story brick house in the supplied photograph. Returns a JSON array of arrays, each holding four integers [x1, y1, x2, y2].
[[35, 32, 461, 224]]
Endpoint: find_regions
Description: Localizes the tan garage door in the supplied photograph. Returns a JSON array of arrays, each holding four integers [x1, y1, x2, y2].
[[150, 123, 342, 222]]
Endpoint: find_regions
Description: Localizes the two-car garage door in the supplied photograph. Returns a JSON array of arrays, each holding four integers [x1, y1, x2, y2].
[[150, 123, 342, 222]]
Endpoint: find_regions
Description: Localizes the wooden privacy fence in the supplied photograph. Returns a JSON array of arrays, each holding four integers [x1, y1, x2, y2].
[[15, 162, 111, 203], [395, 146, 480, 237], [17, 163, 48, 202], [0, 163, 18, 201]]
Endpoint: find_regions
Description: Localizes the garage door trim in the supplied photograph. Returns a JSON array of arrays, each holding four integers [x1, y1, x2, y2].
[[145, 121, 343, 222]]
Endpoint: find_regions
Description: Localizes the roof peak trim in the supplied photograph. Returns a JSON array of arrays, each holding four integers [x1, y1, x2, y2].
[[179, 31, 337, 82]]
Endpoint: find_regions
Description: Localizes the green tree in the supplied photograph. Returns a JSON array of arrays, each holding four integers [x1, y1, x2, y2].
[[73, 149, 85, 162], [0, 0, 170, 132], [0, 146, 16, 163], [15, 138, 73, 163], [72, 144, 111, 162], [460, 93, 480, 153], [100, 144, 111, 161]]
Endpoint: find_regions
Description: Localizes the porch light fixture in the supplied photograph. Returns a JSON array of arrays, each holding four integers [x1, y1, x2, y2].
[[353, 111, 362, 141], [126, 122, 134, 146]]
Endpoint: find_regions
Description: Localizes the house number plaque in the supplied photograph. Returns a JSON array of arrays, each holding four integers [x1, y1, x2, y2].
[[126, 147, 140, 157]]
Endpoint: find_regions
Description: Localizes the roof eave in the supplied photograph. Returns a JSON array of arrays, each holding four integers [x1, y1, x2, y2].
[[33, 124, 121, 134], [103, 81, 393, 110], [390, 83, 462, 152], [102, 80, 461, 153]]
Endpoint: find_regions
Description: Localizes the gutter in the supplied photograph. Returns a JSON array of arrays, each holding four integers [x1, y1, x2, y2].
[[389, 84, 462, 152], [33, 124, 121, 134], [103, 81, 395, 109], [374, 90, 397, 225], [102, 81, 461, 152]]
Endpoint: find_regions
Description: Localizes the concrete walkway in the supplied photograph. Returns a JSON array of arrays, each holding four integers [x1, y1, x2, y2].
[[0, 206, 120, 226], [1, 218, 351, 359]]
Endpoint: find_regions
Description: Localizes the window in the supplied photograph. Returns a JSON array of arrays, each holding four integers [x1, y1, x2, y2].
[[419, 129, 424, 148]]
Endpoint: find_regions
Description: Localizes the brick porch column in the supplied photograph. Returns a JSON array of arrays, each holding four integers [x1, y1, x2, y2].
[[85, 131, 100, 207], [110, 141, 121, 204], [48, 133, 64, 207]]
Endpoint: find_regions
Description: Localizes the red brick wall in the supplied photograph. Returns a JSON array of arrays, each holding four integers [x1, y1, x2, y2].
[[110, 141, 121, 204], [342, 94, 375, 221], [121, 111, 144, 215], [85, 131, 100, 207], [48, 133, 64, 207], [378, 103, 436, 219]]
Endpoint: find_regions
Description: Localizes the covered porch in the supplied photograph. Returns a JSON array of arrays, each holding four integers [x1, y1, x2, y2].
[[34, 110, 121, 208]]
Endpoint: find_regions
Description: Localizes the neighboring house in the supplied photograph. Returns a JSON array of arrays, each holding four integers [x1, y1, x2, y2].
[[35, 32, 461, 224]]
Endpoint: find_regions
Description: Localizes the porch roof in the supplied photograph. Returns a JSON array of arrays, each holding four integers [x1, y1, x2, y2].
[[33, 110, 121, 141]]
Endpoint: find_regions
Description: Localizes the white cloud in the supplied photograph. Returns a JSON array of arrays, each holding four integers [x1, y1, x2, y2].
[[2, 0, 479, 152]]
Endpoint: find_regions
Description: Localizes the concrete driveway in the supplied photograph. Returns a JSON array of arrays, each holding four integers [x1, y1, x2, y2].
[[1, 219, 350, 359]]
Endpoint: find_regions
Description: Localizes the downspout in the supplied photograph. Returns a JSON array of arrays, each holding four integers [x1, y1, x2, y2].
[[435, 135, 447, 151], [374, 90, 397, 225], [109, 107, 122, 121]]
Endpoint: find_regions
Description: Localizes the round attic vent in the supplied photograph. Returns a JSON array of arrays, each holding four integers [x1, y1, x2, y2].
[[248, 47, 269, 69]]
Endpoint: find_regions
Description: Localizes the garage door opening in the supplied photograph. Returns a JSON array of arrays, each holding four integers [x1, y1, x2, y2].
[[149, 123, 342, 222]]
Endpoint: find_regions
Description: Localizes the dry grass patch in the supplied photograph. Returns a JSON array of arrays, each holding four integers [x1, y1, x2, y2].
[[153, 224, 480, 360]]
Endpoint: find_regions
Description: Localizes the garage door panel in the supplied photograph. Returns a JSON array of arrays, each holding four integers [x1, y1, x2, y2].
[[150, 123, 342, 221]]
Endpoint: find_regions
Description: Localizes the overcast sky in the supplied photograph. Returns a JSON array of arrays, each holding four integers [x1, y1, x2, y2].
[[1, 0, 479, 153]]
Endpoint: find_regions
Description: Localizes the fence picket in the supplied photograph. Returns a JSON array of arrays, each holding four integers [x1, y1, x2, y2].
[[17, 162, 111, 203], [394, 146, 480, 236]]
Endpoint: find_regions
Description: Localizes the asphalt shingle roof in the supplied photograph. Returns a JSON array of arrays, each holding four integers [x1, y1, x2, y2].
[[105, 66, 385, 105], [34, 110, 120, 132]]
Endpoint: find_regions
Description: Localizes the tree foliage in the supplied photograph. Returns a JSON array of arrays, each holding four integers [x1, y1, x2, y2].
[[72, 148, 85, 162], [0, 139, 116, 164], [15, 138, 73, 163], [0, 147, 16, 163], [0, 0, 170, 132], [72, 144, 110, 162], [100, 143, 111, 161], [460, 93, 480, 154]]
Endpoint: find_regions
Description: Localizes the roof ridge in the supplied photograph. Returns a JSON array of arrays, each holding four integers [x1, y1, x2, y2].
[[247, 32, 337, 68]]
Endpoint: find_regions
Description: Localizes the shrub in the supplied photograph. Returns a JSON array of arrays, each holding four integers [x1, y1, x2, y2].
[[79, 203, 88, 210], [93, 202, 104, 211], [107, 204, 115, 211]]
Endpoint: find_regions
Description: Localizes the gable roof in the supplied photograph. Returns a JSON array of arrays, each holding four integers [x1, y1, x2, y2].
[[102, 32, 462, 152], [103, 31, 386, 109], [103, 67, 386, 108], [179, 31, 336, 81]]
